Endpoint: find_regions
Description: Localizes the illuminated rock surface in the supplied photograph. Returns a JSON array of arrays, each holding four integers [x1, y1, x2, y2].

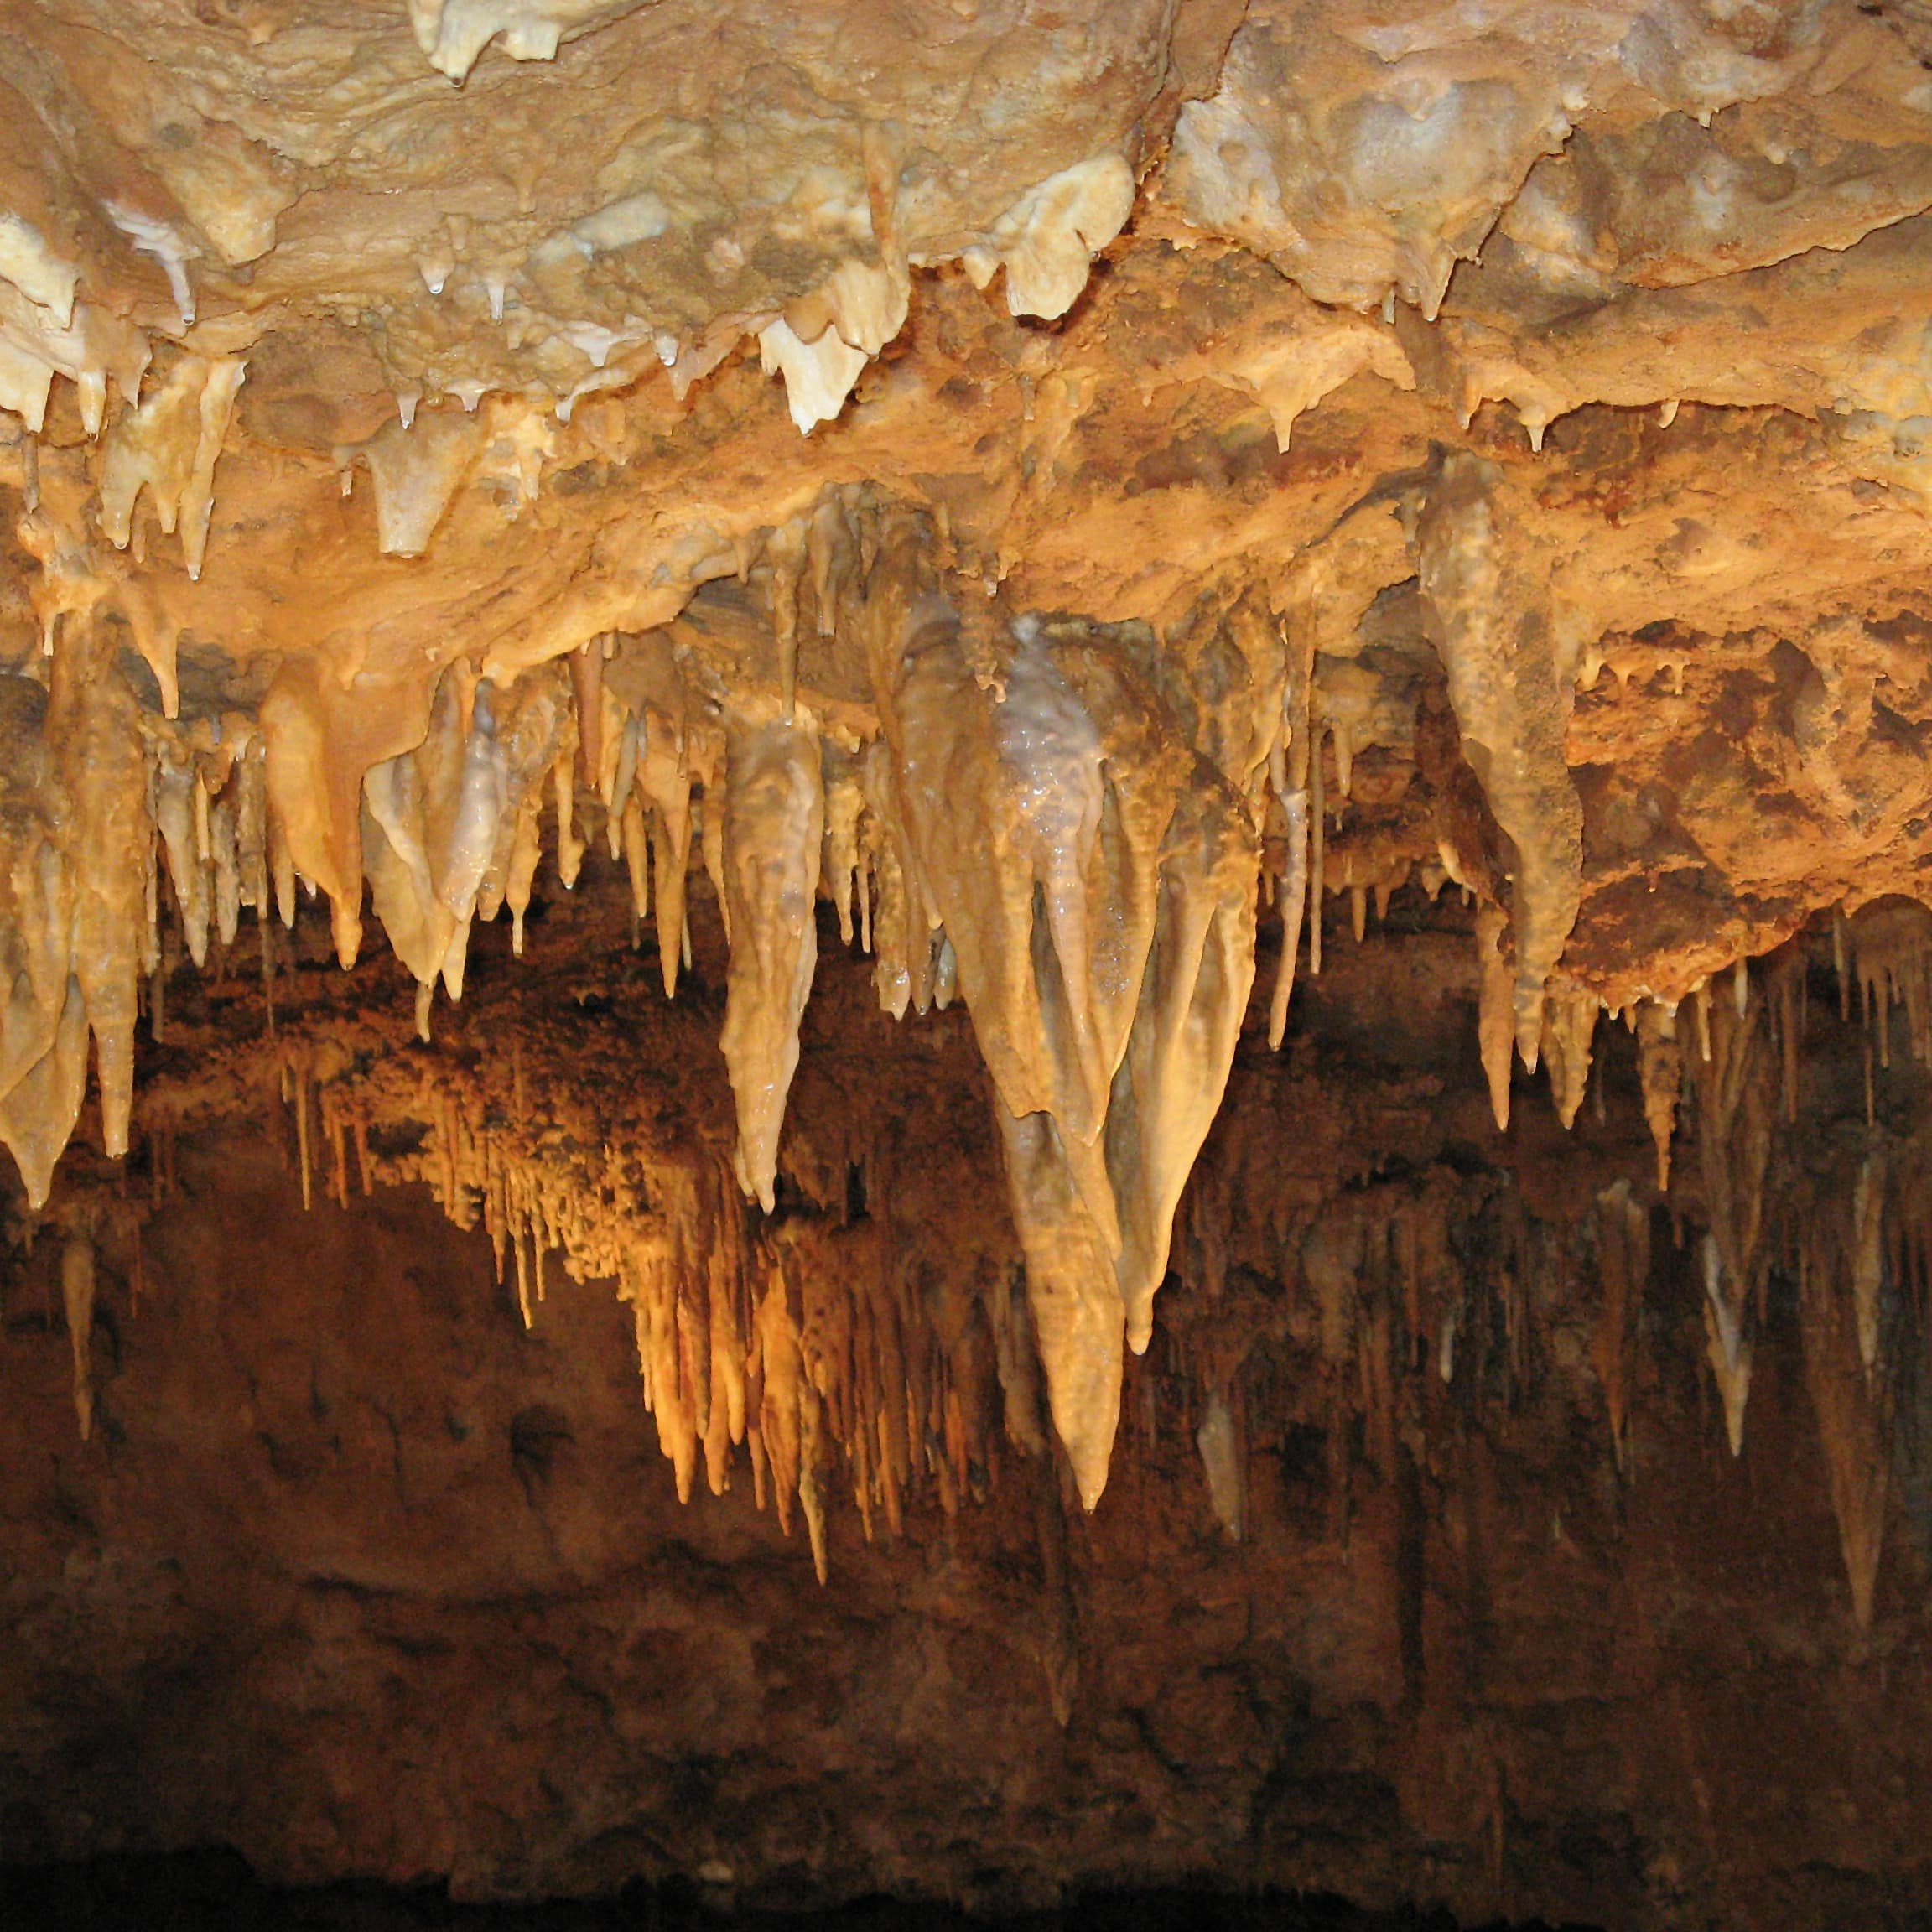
[[3, 2, 1932, 1926]]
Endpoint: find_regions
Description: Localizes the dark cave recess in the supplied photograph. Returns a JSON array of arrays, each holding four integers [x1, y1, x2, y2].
[[0, 1853, 1598, 1932]]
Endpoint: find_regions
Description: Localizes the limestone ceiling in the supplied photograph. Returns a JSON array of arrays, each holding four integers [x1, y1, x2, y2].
[[6, 0, 1932, 1500]]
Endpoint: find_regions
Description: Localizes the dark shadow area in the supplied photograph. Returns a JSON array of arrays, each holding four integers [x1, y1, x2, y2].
[[0, 1852, 1596, 1932]]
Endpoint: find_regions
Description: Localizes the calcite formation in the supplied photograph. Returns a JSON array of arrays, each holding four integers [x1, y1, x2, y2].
[[5, 0, 1932, 1922]]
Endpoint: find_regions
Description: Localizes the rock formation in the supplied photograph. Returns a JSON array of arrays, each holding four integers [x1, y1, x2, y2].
[[3, 2, 1932, 1926]]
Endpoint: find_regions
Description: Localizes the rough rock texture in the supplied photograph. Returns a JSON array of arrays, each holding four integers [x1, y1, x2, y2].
[[7, 890, 1932, 1932], [5, 1, 1932, 1926]]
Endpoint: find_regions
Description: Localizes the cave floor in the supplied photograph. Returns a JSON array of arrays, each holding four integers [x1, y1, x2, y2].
[[2, 1852, 1592, 1932]]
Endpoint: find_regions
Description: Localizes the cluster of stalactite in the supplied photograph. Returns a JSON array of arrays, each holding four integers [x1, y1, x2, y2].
[[96, 1000, 1056, 1587], [4, 473, 1932, 1514], [21, 936, 1929, 1637]]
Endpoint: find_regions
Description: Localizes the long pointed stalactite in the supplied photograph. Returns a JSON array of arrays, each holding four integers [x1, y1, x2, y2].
[[5, 446, 1932, 1561], [13, 679, 1932, 1633], [8, 3, 1932, 1914]]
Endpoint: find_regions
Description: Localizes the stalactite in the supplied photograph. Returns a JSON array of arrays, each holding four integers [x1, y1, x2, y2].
[[1269, 589, 1316, 1048], [262, 655, 434, 968], [1692, 994, 1774, 1454], [1590, 1180, 1649, 1475], [0, 631, 151, 1202], [1475, 904, 1514, 1132], [1540, 979, 1599, 1130], [8, 361, 1930, 1657], [1636, 1000, 1683, 1192], [1415, 453, 1582, 1070], [97, 352, 247, 587], [865, 585, 1257, 1508], [718, 700, 824, 1213], [1852, 1145, 1888, 1374], [1196, 1386, 1244, 1540], [57, 655, 150, 1168], [1852, 899, 1932, 1071], [1799, 1213, 1890, 1632], [60, 1230, 95, 1441]]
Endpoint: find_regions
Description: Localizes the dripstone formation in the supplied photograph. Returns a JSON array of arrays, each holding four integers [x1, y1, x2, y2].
[[3, 4, 1932, 1929]]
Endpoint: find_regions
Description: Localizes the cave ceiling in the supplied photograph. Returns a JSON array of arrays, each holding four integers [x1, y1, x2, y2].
[[3, 0, 1932, 1519]]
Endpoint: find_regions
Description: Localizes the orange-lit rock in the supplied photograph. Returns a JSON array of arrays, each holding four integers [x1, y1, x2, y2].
[[4, 3, 1932, 1924]]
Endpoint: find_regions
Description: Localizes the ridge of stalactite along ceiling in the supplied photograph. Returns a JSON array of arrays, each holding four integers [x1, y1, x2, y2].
[[27, 884, 1932, 1634], [0, 0, 1930, 1556]]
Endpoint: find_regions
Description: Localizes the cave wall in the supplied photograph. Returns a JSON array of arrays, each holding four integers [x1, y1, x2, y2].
[[4, 3, 1932, 1925], [3, 901, 1930, 1932]]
